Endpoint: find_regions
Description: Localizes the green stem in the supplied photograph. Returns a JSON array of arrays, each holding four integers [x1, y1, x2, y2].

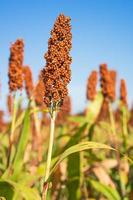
[[7, 94, 17, 168], [122, 106, 128, 151], [80, 152, 88, 199], [31, 99, 42, 161], [42, 110, 56, 200], [108, 103, 116, 137], [31, 99, 40, 136], [34, 108, 42, 162], [109, 103, 126, 197]]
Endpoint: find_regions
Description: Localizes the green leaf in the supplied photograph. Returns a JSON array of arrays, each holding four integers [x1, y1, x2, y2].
[[49, 141, 115, 178], [64, 123, 88, 150], [90, 179, 121, 200], [55, 123, 88, 199], [17, 186, 41, 200], [0, 181, 14, 200], [67, 177, 80, 200], [14, 111, 25, 130], [66, 124, 87, 200], [12, 104, 30, 177], [52, 123, 88, 170], [0, 179, 41, 200], [67, 153, 81, 200]]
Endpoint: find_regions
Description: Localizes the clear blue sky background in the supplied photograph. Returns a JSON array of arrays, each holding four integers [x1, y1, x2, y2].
[[0, 0, 133, 113]]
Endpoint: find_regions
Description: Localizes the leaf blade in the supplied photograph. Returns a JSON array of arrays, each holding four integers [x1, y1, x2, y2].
[[12, 104, 30, 177], [49, 141, 115, 179], [90, 179, 121, 200]]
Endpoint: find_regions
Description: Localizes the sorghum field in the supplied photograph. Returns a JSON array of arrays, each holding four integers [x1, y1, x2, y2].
[[0, 14, 133, 200]]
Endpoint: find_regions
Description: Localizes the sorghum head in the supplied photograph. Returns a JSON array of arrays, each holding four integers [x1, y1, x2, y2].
[[86, 70, 98, 101], [100, 64, 115, 102], [8, 39, 24, 92], [42, 14, 72, 110], [23, 66, 34, 98], [7, 94, 13, 114], [109, 70, 117, 102], [34, 72, 45, 107], [120, 79, 127, 106]]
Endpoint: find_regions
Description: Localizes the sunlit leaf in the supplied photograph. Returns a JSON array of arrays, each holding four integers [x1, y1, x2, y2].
[[0, 179, 41, 200], [49, 141, 115, 179], [12, 104, 30, 177], [90, 179, 121, 200]]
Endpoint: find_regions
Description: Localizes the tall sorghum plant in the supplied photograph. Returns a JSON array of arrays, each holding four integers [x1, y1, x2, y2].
[[86, 70, 98, 101], [99, 64, 128, 197], [120, 79, 128, 152], [41, 13, 72, 199], [7, 39, 24, 167]]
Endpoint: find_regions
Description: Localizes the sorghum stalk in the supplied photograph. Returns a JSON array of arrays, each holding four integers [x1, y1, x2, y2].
[[129, 106, 133, 126], [108, 102, 117, 137], [7, 94, 17, 167], [7, 39, 24, 167], [10, 95, 17, 142], [109, 102, 126, 197], [100, 65, 125, 196], [108, 102, 120, 175], [122, 107, 128, 151], [99, 65, 117, 128], [31, 99, 41, 138], [45, 110, 56, 181], [32, 73, 46, 162], [42, 109, 56, 200], [120, 79, 128, 151]]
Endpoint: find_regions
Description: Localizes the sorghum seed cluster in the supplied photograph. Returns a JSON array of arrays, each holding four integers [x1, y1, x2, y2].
[[86, 70, 98, 101], [23, 66, 34, 98], [42, 14, 72, 108], [8, 39, 24, 92]]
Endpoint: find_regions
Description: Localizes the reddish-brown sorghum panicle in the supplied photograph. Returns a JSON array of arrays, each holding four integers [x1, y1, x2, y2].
[[120, 79, 127, 106], [109, 70, 117, 102], [98, 64, 116, 121], [23, 66, 34, 98], [34, 73, 45, 107], [7, 94, 13, 114], [42, 14, 72, 109], [0, 110, 5, 132], [100, 64, 110, 99], [100, 64, 116, 102], [86, 70, 98, 101], [8, 39, 24, 92]]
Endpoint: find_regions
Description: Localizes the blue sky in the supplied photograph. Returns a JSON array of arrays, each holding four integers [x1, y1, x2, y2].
[[0, 0, 133, 113]]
